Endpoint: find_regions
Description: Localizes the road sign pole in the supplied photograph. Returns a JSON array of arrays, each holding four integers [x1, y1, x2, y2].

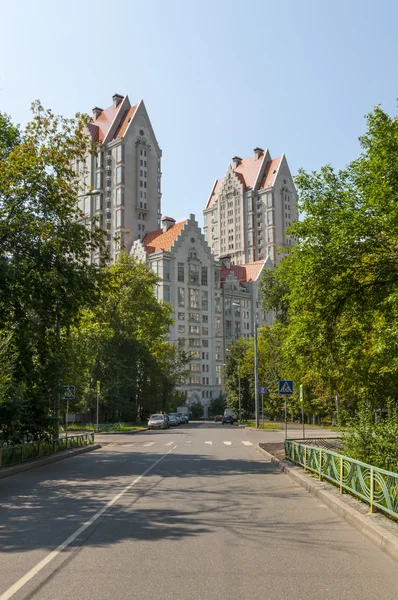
[[254, 322, 259, 429], [300, 384, 305, 439], [284, 397, 287, 440]]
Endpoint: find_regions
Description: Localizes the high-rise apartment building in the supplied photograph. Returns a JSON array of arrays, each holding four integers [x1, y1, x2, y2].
[[79, 93, 162, 262], [131, 214, 271, 416], [203, 148, 298, 265]]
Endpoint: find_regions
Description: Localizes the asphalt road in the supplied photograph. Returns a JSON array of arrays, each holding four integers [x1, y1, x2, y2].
[[0, 423, 397, 600]]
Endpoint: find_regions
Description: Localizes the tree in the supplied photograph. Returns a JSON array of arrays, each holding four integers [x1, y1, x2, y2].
[[189, 400, 203, 420], [208, 394, 226, 417], [0, 103, 106, 442]]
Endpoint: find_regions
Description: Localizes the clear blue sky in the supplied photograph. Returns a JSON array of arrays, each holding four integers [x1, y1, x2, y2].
[[1, 0, 397, 227]]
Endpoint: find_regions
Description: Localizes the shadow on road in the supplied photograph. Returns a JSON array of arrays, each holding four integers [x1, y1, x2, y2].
[[0, 446, 348, 557]]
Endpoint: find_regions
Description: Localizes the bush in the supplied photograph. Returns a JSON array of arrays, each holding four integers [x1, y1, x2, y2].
[[189, 400, 203, 420]]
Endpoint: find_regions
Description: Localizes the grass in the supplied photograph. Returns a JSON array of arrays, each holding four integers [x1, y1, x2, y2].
[[61, 422, 148, 433], [245, 421, 282, 430]]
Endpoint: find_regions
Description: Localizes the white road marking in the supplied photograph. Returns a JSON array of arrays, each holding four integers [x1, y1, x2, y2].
[[123, 444, 131, 447], [205, 441, 213, 446], [242, 441, 253, 446], [0, 448, 174, 600], [184, 440, 192, 444], [143, 442, 155, 447], [164, 441, 174, 446], [224, 441, 232, 446]]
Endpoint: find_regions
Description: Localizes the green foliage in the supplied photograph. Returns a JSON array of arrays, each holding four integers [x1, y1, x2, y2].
[[258, 103, 398, 429], [189, 400, 203, 420], [208, 394, 226, 417]]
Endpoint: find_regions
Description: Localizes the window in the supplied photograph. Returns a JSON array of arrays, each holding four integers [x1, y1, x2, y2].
[[116, 166, 124, 184], [247, 197, 253, 211], [201, 267, 208, 286], [202, 327, 208, 335], [178, 262, 184, 282], [215, 341, 222, 360], [84, 197, 90, 215], [201, 290, 208, 310], [189, 313, 200, 322], [116, 209, 124, 228], [267, 228, 274, 243], [157, 177, 161, 193], [190, 375, 201, 384], [163, 285, 170, 303], [215, 316, 221, 334], [189, 325, 200, 334], [248, 231, 254, 246], [189, 338, 201, 347], [163, 260, 170, 281], [96, 152, 102, 168], [189, 288, 199, 308], [94, 195, 102, 212], [267, 193, 273, 208], [215, 270, 220, 286], [190, 351, 200, 359], [202, 339, 209, 347], [202, 315, 208, 323], [116, 187, 125, 206], [95, 172, 102, 189], [157, 158, 161, 172], [116, 145, 124, 163], [190, 363, 201, 372], [178, 312, 185, 320], [267, 211, 274, 225], [216, 365, 222, 385], [178, 324, 185, 333], [247, 214, 253, 229], [189, 264, 199, 284], [215, 293, 221, 312], [178, 287, 185, 307]]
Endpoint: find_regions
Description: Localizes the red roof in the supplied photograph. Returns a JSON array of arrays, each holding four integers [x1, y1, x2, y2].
[[93, 102, 124, 142], [142, 221, 187, 254], [260, 156, 283, 189], [221, 260, 265, 285], [206, 151, 283, 209], [113, 105, 138, 139]]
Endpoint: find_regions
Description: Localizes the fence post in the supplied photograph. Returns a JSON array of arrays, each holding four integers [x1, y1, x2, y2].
[[369, 466, 374, 514], [292, 441, 295, 463], [319, 448, 322, 481], [304, 446, 307, 472], [340, 455, 343, 494]]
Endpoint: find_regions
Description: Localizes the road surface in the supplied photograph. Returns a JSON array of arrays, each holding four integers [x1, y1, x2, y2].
[[0, 423, 397, 600]]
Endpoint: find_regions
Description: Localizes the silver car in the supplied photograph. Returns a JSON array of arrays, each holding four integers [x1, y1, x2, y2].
[[168, 413, 180, 426], [148, 414, 167, 430]]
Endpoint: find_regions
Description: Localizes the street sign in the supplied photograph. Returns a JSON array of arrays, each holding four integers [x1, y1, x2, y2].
[[62, 385, 75, 400], [299, 384, 303, 402], [259, 387, 267, 395], [96, 380, 101, 395], [279, 380, 293, 395]]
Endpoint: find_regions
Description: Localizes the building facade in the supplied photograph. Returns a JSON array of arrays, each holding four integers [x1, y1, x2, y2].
[[131, 215, 272, 416], [78, 93, 162, 262], [203, 148, 298, 266]]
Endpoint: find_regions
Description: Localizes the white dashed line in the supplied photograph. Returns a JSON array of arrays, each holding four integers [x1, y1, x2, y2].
[[224, 441, 232, 446], [143, 442, 155, 447], [184, 440, 192, 444], [164, 441, 175, 446], [242, 441, 253, 446], [205, 441, 213, 446]]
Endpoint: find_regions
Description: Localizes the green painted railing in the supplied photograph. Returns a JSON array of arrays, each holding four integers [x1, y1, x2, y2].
[[0, 433, 94, 469], [285, 439, 398, 520]]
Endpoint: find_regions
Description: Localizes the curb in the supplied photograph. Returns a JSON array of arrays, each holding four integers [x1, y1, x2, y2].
[[0, 444, 101, 480], [93, 428, 149, 435], [256, 445, 398, 563]]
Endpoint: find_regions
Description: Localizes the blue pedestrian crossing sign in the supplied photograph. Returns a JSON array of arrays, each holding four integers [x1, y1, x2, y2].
[[259, 387, 267, 395], [62, 385, 75, 400], [279, 380, 293, 395]]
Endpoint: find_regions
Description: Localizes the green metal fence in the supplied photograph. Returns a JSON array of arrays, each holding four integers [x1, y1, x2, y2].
[[0, 433, 94, 469], [285, 439, 398, 520]]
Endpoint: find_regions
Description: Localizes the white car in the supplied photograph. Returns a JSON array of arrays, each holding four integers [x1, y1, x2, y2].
[[148, 414, 168, 430]]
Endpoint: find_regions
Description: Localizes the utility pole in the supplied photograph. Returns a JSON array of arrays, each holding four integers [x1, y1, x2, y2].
[[238, 360, 241, 423], [254, 321, 259, 428]]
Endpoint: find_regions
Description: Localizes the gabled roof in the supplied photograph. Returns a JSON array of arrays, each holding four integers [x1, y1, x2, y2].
[[113, 105, 138, 140], [142, 221, 188, 254], [260, 155, 283, 189], [92, 101, 125, 142], [221, 260, 265, 285], [206, 151, 283, 210]]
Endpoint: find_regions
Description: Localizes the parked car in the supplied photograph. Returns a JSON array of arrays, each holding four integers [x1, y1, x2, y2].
[[148, 414, 168, 430], [163, 414, 170, 428], [168, 413, 180, 426], [178, 412, 189, 424], [214, 415, 223, 422], [222, 414, 234, 425]]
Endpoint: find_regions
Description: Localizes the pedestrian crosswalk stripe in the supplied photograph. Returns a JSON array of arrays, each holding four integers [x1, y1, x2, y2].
[[205, 441, 213, 445], [224, 441, 232, 446], [164, 441, 174, 446], [143, 442, 155, 447], [184, 440, 192, 444], [242, 441, 253, 446]]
